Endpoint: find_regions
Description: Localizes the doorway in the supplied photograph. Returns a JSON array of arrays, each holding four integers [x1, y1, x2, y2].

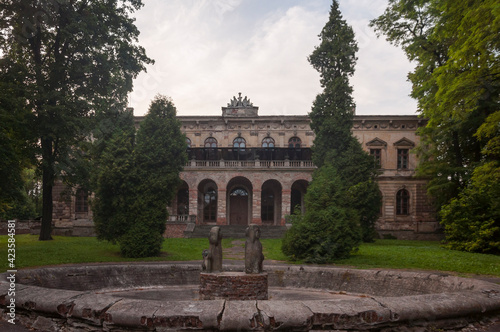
[[229, 187, 248, 225]]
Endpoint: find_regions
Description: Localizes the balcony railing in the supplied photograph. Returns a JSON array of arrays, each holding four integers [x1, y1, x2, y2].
[[187, 147, 312, 161], [184, 148, 315, 169]]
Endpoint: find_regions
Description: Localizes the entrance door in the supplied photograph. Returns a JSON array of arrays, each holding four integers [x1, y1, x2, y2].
[[229, 188, 248, 225]]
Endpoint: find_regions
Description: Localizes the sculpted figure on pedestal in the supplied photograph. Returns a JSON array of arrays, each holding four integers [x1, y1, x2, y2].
[[245, 224, 264, 274], [203, 226, 223, 273]]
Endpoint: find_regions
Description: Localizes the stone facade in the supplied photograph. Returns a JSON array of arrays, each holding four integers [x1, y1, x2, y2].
[[52, 94, 439, 239]]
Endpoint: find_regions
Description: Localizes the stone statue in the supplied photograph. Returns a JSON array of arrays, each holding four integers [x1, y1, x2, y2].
[[204, 226, 223, 273], [245, 224, 264, 274], [201, 249, 209, 271]]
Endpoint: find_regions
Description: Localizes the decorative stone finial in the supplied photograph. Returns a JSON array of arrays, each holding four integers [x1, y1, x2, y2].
[[227, 92, 253, 108]]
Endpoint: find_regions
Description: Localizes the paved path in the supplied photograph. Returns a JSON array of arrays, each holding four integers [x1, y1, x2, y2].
[[223, 239, 245, 260]]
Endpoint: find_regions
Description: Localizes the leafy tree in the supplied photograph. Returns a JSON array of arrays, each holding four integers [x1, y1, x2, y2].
[[283, 1, 381, 262], [0, 58, 34, 218], [93, 96, 187, 258], [440, 161, 500, 254], [371, 0, 499, 252], [0, 0, 153, 240]]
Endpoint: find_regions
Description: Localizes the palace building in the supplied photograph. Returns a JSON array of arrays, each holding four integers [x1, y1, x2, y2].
[[51, 94, 440, 239]]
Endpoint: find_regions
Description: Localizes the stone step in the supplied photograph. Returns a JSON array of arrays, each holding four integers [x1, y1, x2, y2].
[[185, 225, 288, 239]]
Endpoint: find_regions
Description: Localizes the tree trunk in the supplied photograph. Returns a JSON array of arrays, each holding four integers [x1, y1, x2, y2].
[[39, 138, 54, 241]]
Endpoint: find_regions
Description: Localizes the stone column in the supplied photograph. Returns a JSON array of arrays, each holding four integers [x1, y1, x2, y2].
[[217, 189, 227, 225], [189, 189, 199, 223], [281, 189, 291, 226], [252, 189, 262, 225]]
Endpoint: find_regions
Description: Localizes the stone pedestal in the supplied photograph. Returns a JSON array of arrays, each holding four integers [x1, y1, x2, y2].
[[199, 272, 268, 300]]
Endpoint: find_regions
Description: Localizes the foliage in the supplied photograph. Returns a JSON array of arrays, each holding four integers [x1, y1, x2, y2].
[[119, 223, 164, 258], [283, 0, 381, 260], [0, 0, 153, 240], [440, 161, 500, 254], [92, 95, 187, 258], [92, 111, 136, 244], [371, 0, 499, 253], [0, 59, 34, 216], [282, 165, 362, 263]]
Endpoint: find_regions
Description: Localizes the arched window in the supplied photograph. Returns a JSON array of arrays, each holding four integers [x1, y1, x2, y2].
[[203, 187, 217, 222], [261, 189, 274, 222], [233, 137, 246, 151], [288, 137, 302, 148], [204, 137, 217, 148], [186, 137, 191, 148], [230, 187, 248, 196], [262, 137, 275, 148], [176, 186, 189, 216], [396, 189, 410, 215], [75, 188, 88, 213]]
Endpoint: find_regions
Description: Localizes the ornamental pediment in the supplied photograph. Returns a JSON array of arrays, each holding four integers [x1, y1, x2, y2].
[[393, 137, 415, 147], [366, 137, 387, 147]]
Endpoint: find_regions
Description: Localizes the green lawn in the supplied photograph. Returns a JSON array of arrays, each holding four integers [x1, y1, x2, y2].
[[1, 235, 499, 278]]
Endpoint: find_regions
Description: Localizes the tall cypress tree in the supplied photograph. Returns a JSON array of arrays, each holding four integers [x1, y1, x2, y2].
[[92, 95, 187, 258], [282, 1, 381, 262], [308, 0, 358, 168]]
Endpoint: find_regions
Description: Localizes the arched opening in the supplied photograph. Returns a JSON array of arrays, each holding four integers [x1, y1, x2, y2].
[[288, 137, 303, 160], [291, 180, 309, 216], [261, 137, 275, 160], [198, 180, 218, 224], [261, 180, 282, 225], [396, 189, 410, 215], [204, 137, 218, 160], [176, 181, 189, 220], [227, 177, 253, 225]]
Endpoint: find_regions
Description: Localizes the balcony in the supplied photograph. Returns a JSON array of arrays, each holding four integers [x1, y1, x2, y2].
[[184, 148, 315, 169]]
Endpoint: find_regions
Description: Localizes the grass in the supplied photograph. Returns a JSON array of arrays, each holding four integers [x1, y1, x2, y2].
[[1, 235, 499, 278]]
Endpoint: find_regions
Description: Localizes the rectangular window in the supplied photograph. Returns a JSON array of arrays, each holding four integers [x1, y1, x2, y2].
[[397, 149, 409, 169], [370, 149, 381, 166], [75, 190, 88, 213]]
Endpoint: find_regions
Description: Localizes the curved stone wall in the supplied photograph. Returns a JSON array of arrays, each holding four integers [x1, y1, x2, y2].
[[1, 263, 500, 331]]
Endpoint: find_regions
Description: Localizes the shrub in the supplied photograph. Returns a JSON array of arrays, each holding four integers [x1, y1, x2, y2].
[[282, 165, 362, 263], [119, 223, 164, 258]]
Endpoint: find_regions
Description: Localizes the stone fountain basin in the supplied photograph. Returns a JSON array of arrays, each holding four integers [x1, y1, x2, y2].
[[1, 263, 500, 331]]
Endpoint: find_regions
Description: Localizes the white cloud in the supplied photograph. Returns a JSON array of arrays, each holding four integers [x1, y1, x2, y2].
[[128, 0, 417, 116]]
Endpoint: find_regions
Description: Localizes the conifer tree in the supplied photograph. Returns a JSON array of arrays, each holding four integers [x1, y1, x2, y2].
[[283, 1, 381, 262], [92, 96, 187, 258]]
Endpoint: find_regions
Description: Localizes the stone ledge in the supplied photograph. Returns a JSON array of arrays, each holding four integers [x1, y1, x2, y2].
[[1, 264, 500, 331]]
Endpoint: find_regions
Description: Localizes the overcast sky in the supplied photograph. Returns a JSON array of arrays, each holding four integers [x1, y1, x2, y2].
[[128, 0, 417, 117]]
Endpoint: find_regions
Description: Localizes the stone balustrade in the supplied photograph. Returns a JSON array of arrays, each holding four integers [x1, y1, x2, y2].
[[185, 159, 316, 169]]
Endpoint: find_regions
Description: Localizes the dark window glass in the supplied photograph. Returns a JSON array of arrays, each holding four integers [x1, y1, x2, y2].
[[397, 149, 409, 169], [288, 137, 302, 148], [261, 189, 274, 222], [203, 188, 217, 222], [204, 137, 217, 148], [262, 137, 275, 148], [396, 189, 410, 215], [233, 137, 246, 151], [370, 149, 381, 166], [75, 188, 88, 213]]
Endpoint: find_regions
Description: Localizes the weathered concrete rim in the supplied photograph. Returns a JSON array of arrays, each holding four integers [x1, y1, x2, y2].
[[1, 263, 500, 331]]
